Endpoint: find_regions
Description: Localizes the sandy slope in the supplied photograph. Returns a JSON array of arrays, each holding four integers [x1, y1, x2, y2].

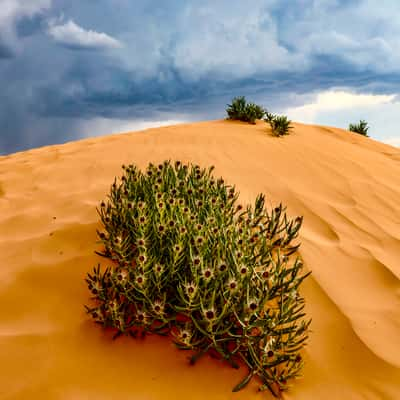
[[0, 119, 399, 400]]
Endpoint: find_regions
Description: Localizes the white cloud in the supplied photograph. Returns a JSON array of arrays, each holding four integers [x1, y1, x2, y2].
[[77, 117, 188, 138], [381, 137, 400, 147], [286, 90, 396, 122], [283, 89, 400, 147], [47, 19, 123, 50]]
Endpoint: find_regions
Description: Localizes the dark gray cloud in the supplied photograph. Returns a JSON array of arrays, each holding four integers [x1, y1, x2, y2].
[[1, 0, 400, 155], [15, 13, 46, 38], [0, 41, 13, 58]]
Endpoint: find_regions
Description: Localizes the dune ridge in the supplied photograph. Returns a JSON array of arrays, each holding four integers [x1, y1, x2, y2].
[[0, 119, 399, 399]]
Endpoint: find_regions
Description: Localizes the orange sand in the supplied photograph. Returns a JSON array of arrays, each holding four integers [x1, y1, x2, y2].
[[0, 120, 399, 399]]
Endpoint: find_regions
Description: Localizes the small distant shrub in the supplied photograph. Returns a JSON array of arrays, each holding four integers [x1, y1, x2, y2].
[[226, 96, 266, 124], [85, 160, 311, 398], [264, 111, 277, 123], [266, 115, 293, 137], [348, 120, 369, 136]]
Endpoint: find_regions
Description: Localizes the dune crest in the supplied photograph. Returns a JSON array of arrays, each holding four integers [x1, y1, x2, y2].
[[1, 119, 399, 399]]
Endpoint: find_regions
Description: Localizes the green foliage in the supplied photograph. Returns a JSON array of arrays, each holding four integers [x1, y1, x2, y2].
[[85, 160, 311, 397], [266, 114, 294, 137], [245, 102, 266, 124], [264, 111, 277, 123], [226, 96, 266, 124], [348, 120, 369, 136]]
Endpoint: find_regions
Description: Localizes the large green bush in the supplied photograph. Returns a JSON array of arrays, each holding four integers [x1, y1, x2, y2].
[[85, 160, 311, 397], [348, 120, 369, 136], [226, 96, 266, 124]]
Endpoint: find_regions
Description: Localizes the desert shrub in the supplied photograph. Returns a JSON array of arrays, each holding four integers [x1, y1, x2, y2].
[[247, 102, 266, 121], [226, 96, 247, 121], [264, 111, 277, 123], [348, 120, 369, 136], [226, 96, 266, 124], [85, 160, 311, 397], [267, 115, 293, 137]]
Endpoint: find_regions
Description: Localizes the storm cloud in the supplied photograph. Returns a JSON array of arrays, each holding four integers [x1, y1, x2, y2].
[[1, 0, 399, 155]]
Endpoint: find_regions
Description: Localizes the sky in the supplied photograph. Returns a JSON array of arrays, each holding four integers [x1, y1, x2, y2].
[[1, 0, 400, 156]]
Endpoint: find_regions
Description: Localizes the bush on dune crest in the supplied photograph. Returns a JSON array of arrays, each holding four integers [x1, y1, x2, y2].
[[85, 160, 311, 398], [348, 119, 369, 136], [264, 111, 277, 123], [226, 96, 266, 124], [267, 115, 294, 137], [226, 97, 294, 137]]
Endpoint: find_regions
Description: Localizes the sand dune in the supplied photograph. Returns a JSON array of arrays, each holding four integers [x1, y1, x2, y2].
[[0, 119, 399, 399]]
